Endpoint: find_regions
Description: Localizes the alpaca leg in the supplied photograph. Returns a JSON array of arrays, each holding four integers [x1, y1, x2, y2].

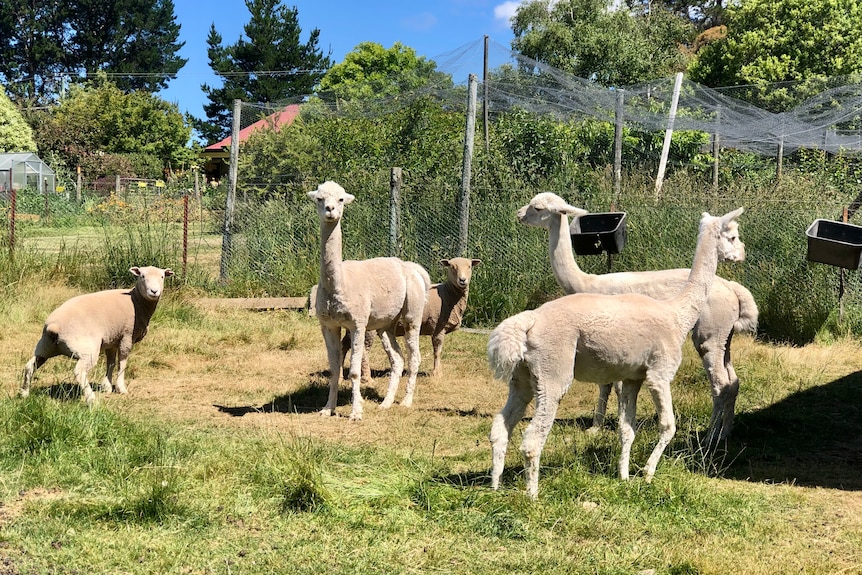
[[431, 332, 444, 378], [346, 326, 369, 421], [361, 330, 374, 383], [520, 377, 565, 499], [695, 333, 735, 446], [74, 353, 97, 405], [489, 363, 532, 491], [320, 326, 345, 417], [20, 356, 48, 398], [617, 380, 642, 480], [100, 348, 117, 393], [400, 323, 422, 407], [378, 329, 405, 409], [642, 378, 677, 482]]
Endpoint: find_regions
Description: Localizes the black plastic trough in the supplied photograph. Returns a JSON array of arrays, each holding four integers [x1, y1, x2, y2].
[[569, 212, 628, 255], [806, 219, 862, 270]]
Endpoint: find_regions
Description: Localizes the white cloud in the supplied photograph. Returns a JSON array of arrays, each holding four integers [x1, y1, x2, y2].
[[494, 1, 522, 24]]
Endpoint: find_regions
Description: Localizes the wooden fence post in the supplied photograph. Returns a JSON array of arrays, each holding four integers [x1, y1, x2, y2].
[[219, 98, 241, 283], [389, 167, 402, 257], [458, 74, 478, 257]]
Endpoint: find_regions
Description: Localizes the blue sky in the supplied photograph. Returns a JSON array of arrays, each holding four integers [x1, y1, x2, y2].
[[158, 0, 521, 119]]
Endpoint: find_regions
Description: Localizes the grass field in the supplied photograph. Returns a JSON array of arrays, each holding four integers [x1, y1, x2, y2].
[[0, 280, 861, 574]]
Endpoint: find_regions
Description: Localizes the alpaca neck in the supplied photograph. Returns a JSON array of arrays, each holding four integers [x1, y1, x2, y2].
[[319, 219, 345, 293], [672, 223, 719, 330], [548, 213, 591, 293]]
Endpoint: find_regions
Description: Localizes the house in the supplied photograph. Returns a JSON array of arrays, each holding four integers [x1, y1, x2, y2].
[[200, 103, 301, 183]]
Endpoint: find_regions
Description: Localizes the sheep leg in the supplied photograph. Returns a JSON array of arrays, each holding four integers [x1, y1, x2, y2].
[[20, 356, 48, 398], [520, 375, 565, 500], [100, 348, 117, 393], [490, 363, 532, 491], [617, 379, 642, 480], [430, 332, 444, 378], [319, 326, 345, 417], [377, 329, 405, 409], [399, 322, 422, 407], [643, 377, 677, 482], [114, 348, 131, 395], [74, 354, 97, 405]]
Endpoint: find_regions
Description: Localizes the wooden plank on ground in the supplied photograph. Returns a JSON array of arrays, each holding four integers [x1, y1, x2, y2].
[[197, 297, 308, 310]]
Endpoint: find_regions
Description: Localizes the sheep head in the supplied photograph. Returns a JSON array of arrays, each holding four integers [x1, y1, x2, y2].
[[440, 257, 481, 290], [308, 181, 354, 224], [517, 192, 588, 229], [130, 266, 174, 302]]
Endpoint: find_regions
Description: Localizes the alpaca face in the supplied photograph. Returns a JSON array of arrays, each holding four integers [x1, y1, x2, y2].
[[518, 192, 588, 229], [440, 257, 481, 289], [702, 208, 746, 263], [308, 181, 354, 224]]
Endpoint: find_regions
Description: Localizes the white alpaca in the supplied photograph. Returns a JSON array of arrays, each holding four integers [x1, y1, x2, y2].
[[488, 208, 745, 498], [309, 181, 430, 420], [518, 193, 758, 442]]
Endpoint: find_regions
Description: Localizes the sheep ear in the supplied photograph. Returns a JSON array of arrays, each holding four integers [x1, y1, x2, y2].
[[164, 269, 174, 277], [130, 267, 141, 277], [440, 259, 450, 268], [471, 259, 481, 267]]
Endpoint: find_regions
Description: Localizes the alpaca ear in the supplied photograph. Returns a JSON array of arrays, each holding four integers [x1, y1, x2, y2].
[[343, 193, 355, 205], [721, 207, 744, 224], [565, 206, 589, 218], [307, 190, 318, 200]]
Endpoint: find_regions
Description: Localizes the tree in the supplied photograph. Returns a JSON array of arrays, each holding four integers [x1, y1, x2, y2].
[[33, 75, 192, 178], [0, 86, 37, 152], [316, 42, 452, 101], [0, 0, 186, 105], [511, 0, 694, 86], [198, 0, 332, 144], [689, 0, 862, 108]]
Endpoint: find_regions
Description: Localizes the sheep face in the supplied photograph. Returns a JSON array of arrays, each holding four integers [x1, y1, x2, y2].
[[518, 192, 588, 229], [308, 181, 354, 224], [130, 266, 174, 302], [440, 257, 481, 290]]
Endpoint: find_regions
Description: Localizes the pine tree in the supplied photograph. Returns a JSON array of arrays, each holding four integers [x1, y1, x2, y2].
[[198, 0, 331, 144]]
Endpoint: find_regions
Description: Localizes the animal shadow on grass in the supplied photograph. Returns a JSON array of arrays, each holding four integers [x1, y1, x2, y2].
[[214, 370, 385, 417], [44, 383, 83, 401], [721, 370, 862, 490]]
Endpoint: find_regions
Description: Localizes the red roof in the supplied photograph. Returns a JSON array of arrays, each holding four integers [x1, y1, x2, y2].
[[204, 104, 301, 151]]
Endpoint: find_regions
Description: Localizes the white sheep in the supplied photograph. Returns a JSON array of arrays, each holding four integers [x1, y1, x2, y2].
[[336, 257, 482, 380], [518, 192, 758, 443], [309, 181, 431, 420], [20, 266, 174, 404], [488, 208, 745, 498]]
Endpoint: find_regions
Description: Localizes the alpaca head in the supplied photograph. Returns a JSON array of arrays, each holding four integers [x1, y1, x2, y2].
[[308, 181, 354, 224], [700, 207, 746, 262], [517, 192, 589, 229], [440, 257, 481, 290]]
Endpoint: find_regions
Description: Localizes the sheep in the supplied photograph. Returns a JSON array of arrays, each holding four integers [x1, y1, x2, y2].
[[334, 257, 482, 381], [518, 192, 758, 443], [20, 266, 174, 404], [309, 181, 431, 420], [488, 208, 745, 498]]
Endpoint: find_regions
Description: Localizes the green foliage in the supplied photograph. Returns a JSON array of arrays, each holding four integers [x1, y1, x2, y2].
[[0, 86, 37, 152], [198, 0, 332, 143], [512, 0, 694, 86], [33, 75, 192, 179], [0, 0, 185, 104], [690, 0, 862, 109], [317, 42, 452, 101]]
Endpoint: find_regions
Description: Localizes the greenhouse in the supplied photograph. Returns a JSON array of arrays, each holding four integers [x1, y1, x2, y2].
[[0, 152, 56, 196]]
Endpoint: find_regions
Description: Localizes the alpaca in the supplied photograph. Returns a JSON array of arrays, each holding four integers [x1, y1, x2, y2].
[[518, 192, 758, 443], [488, 208, 745, 498], [335, 257, 482, 381], [309, 181, 431, 420]]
